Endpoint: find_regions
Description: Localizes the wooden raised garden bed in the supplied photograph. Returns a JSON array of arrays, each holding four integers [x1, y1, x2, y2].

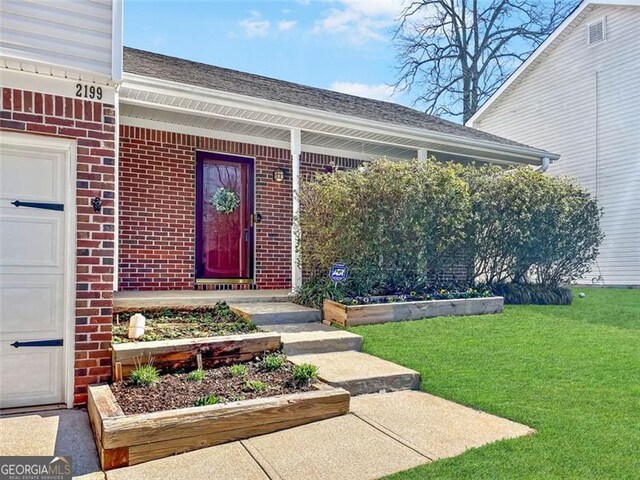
[[88, 382, 350, 470], [112, 332, 281, 378], [324, 296, 504, 326]]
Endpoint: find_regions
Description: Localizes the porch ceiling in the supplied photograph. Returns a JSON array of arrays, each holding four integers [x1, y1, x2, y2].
[[119, 75, 555, 166], [119, 103, 416, 161]]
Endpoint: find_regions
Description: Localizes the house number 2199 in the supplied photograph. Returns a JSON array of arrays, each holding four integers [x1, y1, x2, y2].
[[75, 83, 103, 100]]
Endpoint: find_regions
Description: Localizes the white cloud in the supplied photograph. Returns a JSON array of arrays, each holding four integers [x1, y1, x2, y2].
[[330, 81, 397, 101], [278, 19, 298, 31], [314, 0, 404, 44], [240, 12, 270, 38]]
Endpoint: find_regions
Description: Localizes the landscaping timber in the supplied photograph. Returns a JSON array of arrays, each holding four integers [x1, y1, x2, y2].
[[88, 383, 350, 470], [111, 332, 281, 377], [324, 297, 504, 327]]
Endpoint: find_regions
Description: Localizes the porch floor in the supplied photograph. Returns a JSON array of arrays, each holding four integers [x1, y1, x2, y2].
[[113, 289, 291, 309]]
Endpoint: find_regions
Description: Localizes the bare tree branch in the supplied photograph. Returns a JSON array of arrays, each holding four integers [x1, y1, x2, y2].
[[394, 0, 579, 123]]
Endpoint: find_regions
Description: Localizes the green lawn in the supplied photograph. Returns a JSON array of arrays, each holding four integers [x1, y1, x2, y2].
[[349, 288, 640, 479]]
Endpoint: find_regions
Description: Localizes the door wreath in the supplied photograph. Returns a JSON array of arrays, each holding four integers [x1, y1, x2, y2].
[[210, 187, 240, 214]]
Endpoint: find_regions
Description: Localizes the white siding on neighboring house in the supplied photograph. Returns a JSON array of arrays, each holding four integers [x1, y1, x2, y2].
[[0, 0, 121, 82], [471, 4, 640, 286]]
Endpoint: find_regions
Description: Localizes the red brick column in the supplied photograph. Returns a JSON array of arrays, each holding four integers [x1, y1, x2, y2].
[[1, 87, 115, 405]]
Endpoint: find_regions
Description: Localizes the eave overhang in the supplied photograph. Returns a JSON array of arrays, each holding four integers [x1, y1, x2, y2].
[[120, 73, 560, 166]]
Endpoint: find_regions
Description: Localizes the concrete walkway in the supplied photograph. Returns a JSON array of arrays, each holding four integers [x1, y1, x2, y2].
[[0, 408, 104, 480], [1, 392, 533, 480]]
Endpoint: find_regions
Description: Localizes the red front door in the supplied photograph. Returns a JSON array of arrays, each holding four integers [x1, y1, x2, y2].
[[196, 152, 254, 279]]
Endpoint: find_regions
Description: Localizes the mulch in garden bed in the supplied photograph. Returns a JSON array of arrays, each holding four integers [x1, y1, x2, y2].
[[110, 360, 312, 415], [112, 302, 260, 343]]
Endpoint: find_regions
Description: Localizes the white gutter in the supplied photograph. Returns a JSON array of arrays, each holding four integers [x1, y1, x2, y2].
[[121, 74, 559, 163]]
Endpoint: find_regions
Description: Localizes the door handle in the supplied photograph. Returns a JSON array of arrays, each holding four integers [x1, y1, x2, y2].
[[11, 339, 63, 348], [244, 228, 250, 242]]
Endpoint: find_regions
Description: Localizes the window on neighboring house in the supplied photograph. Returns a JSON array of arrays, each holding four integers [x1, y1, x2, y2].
[[587, 18, 606, 46]]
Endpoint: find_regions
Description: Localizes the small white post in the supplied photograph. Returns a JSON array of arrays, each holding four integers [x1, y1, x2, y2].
[[291, 128, 303, 292], [417, 148, 429, 161]]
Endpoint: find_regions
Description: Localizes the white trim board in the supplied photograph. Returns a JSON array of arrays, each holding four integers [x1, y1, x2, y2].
[[111, 0, 123, 82], [0, 68, 116, 104]]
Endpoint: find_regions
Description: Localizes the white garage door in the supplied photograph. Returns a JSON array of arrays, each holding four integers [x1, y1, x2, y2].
[[0, 133, 73, 409]]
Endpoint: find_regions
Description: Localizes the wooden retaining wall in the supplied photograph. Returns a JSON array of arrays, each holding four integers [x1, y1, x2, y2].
[[112, 332, 281, 378], [88, 383, 350, 470], [324, 297, 504, 326]]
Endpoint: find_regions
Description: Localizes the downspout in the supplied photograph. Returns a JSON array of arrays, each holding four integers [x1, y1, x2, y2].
[[537, 156, 550, 173], [290, 128, 302, 292]]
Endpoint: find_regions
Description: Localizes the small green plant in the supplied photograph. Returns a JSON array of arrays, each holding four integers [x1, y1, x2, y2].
[[227, 393, 245, 402], [243, 380, 268, 392], [129, 361, 160, 387], [187, 368, 206, 382], [229, 364, 248, 377], [261, 353, 286, 371], [291, 276, 344, 309], [292, 363, 318, 386], [193, 393, 223, 407]]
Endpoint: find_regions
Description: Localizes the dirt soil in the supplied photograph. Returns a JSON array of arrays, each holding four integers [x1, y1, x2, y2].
[[112, 303, 259, 343], [111, 360, 312, 415]]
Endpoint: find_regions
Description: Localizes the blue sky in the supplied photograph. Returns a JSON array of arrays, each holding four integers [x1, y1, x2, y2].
[[124, 1, 409, 105]]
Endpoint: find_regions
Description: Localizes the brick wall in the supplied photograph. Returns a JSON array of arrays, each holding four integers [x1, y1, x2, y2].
[[118, 126, 361, 291], [119, 126, 293, 290], [1, 87, 116, 406]]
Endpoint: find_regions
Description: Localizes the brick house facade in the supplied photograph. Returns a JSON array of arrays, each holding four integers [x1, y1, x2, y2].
[[0, 4, 555, 412], [1, 87, 116, 405], [118, 125, 361, 291]]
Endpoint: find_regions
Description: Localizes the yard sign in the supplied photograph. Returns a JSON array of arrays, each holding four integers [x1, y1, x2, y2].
[[329, 263, 349, 283]]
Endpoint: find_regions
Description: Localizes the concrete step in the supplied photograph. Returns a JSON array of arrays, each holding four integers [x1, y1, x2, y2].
[[229, 302, 321, 325], [288, 351, 420, 396], [264, 323, 363, 355], [114, 289, 291, 309]]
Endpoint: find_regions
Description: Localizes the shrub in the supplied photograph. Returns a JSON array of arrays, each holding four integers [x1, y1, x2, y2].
[[129, 363, 160, 387], [490, 283, 573, 305], [228, 364, 248, 377], [261, 354, 286, 371], [463, 166, 603, 288], [193, 393, 222, 407], [296, 158, 602, 306], [298, 159, 470, 296], [243, 380, 268, 392], [187, 368, 206, 382], [292, 363, 318, 386]]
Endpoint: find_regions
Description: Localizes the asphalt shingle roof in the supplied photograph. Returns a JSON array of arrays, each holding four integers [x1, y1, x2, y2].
[[123, 47, 540, 151]]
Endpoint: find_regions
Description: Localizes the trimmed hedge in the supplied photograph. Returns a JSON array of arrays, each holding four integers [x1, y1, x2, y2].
[[296, 159, 603, 305]]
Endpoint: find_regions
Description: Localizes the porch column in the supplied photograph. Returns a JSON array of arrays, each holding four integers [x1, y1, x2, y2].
[[417, 148, 429, 161], [291, 128, 303, 291]]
